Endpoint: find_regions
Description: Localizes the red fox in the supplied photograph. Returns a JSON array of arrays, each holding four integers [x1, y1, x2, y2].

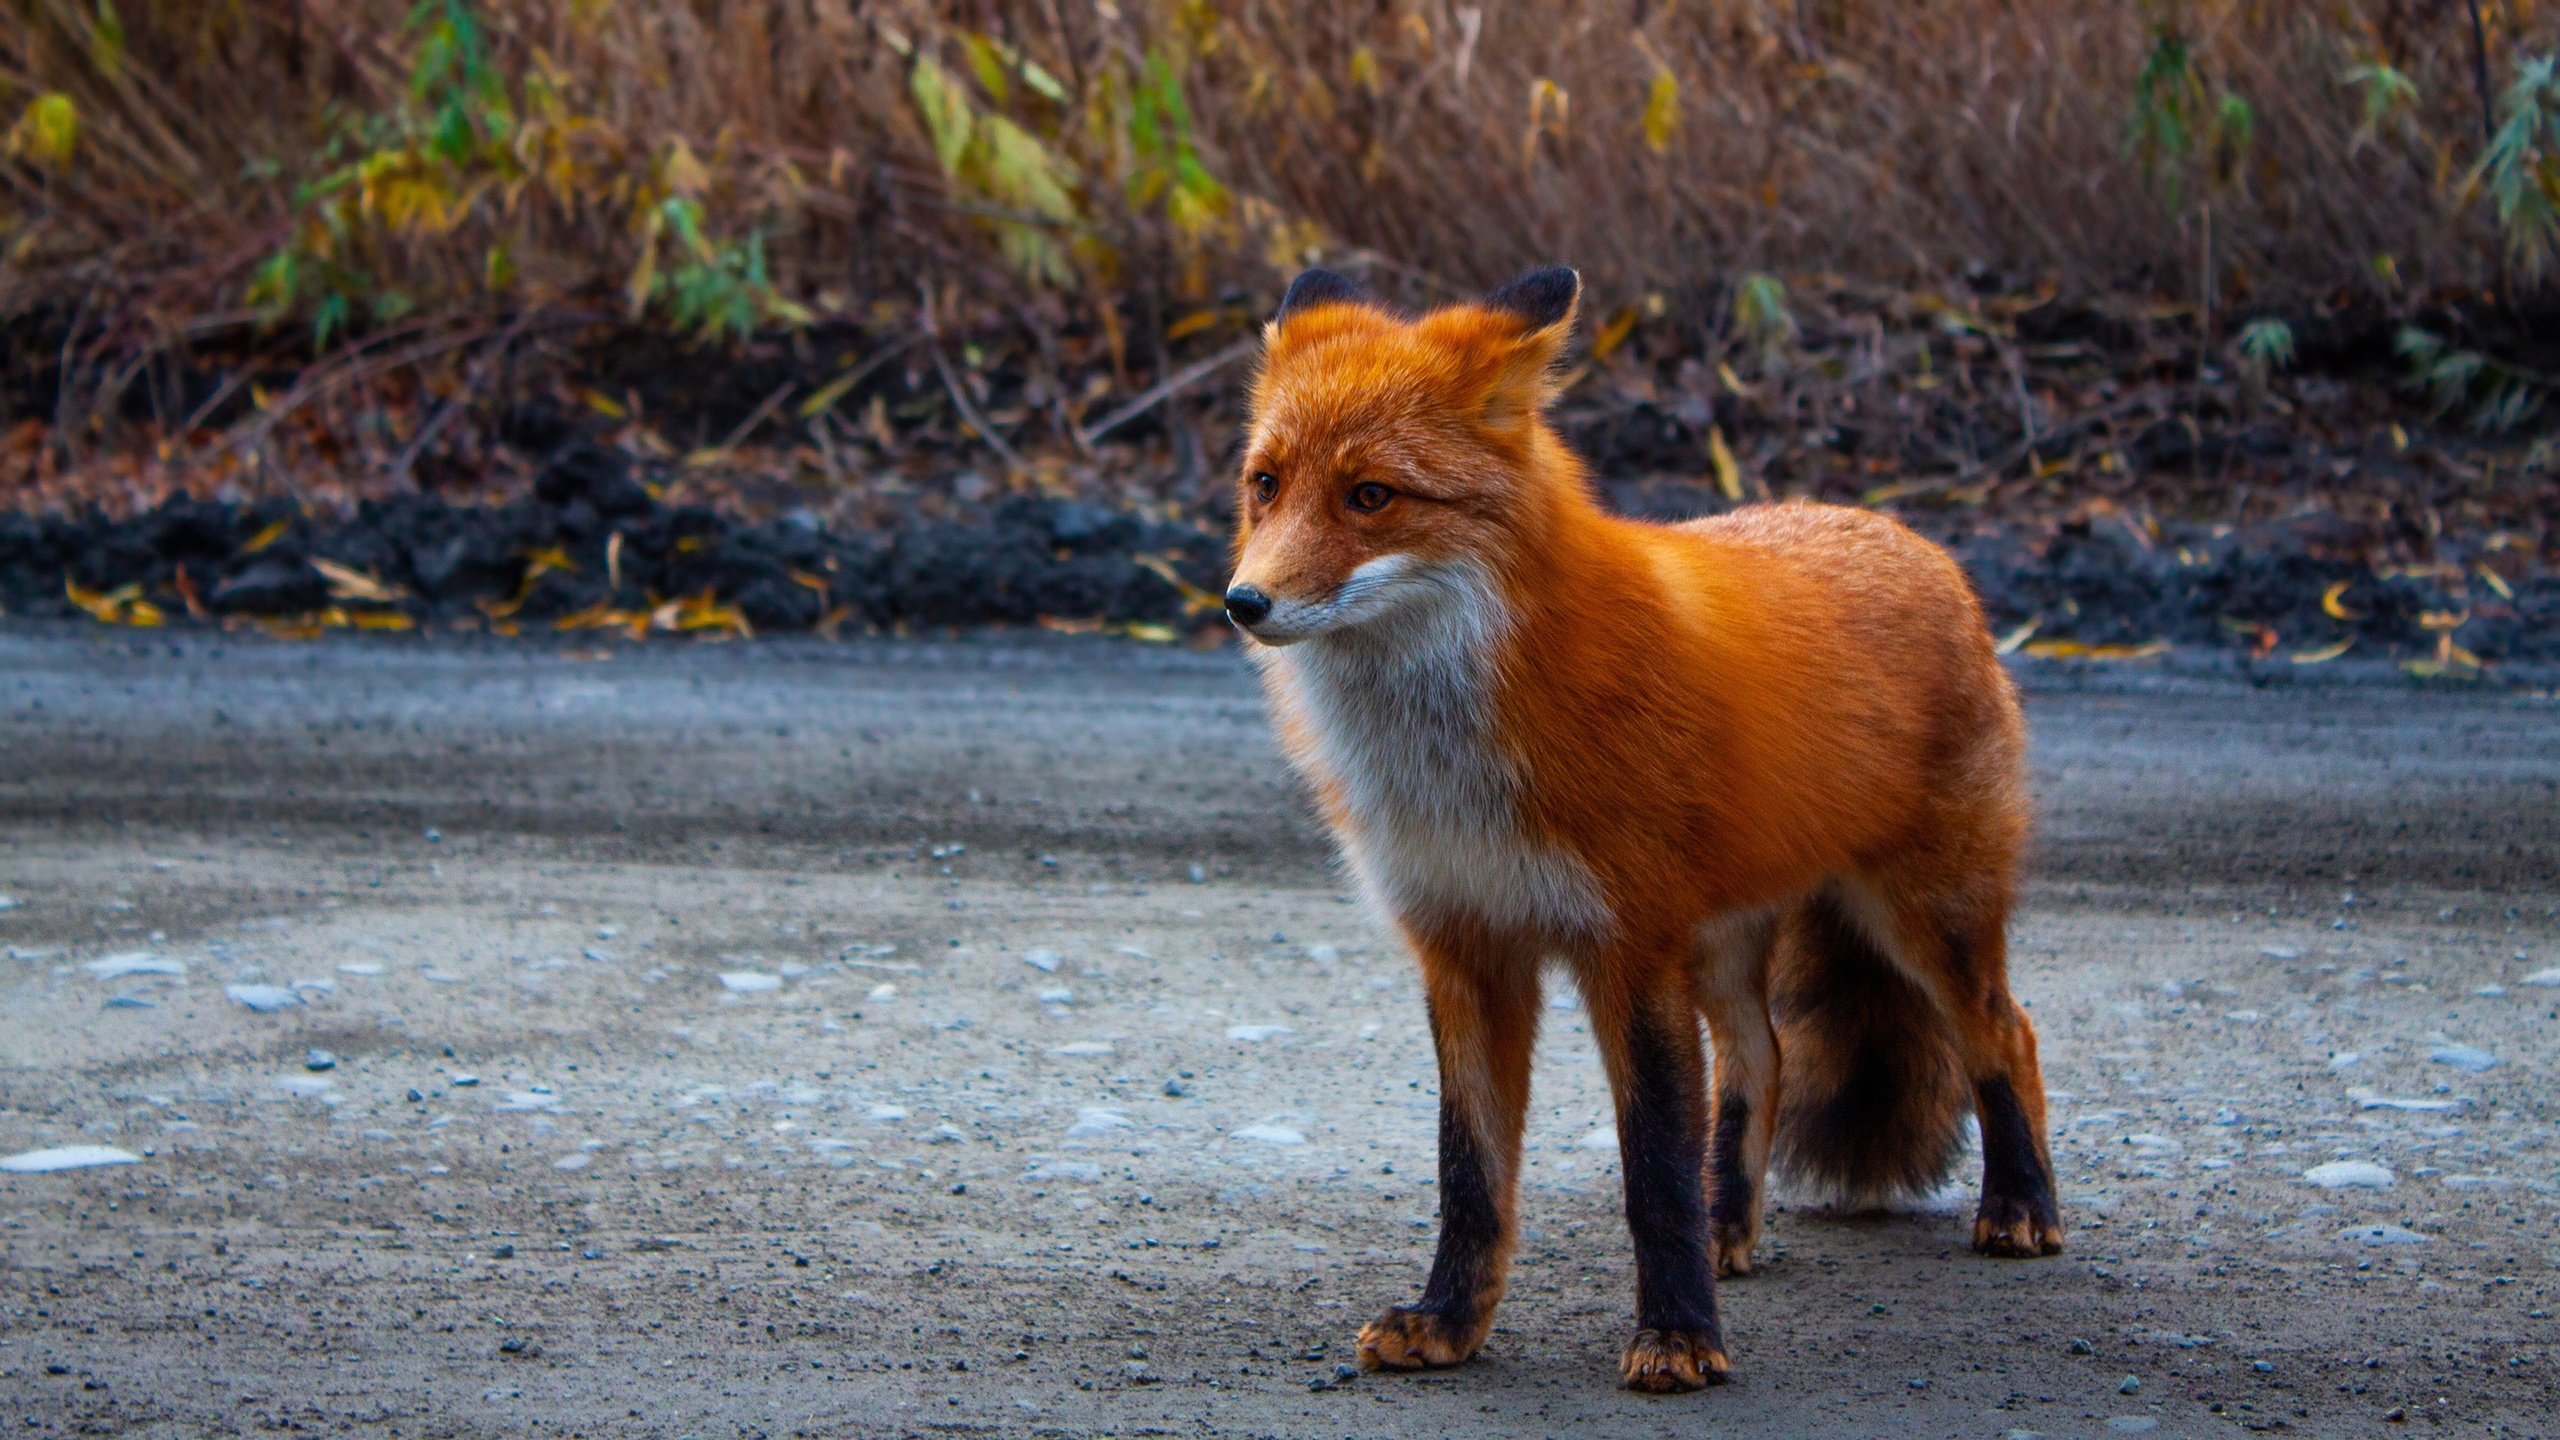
[[1225, 266, 2060, 1393]]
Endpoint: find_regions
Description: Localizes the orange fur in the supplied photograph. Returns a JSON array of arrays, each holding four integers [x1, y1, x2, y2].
[[1232, 270, 2059, 1394]]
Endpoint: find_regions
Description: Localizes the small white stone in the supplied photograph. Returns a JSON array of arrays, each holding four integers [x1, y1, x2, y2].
[[224, 983, 301, 1013], [554, 1153, 590, 1171], [2428, 1042, 2498, 1072], [1067, 1107, 1133, 1138], [1226, 1023, 1294, 1042], [1232, 1122, 1306, 1146], [1052, 1042, 1115, 1056], [337, 962, 385, 976], [867, 983, 898, 1001], [718, 971, 782, 994], [82, 952, 181, 979], [2338, 1224, 2430, 1246], [1576, 1126, 1620, 1152], [1022, 948, 1062, 973], [2302, 1160, 2393, 1189], [0, 1145, 140, 1173], [2519, 967, 2560, 987], [1025, 1161, 1103, 1183], [865, 1104, 909, 1123], [271, 1075, 335, 1098]]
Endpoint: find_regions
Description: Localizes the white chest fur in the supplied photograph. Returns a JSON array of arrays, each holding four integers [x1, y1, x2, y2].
[[1255, 564, 1607, 947]]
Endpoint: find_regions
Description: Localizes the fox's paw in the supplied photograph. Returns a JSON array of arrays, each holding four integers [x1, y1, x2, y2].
[[1620, 1327, 1731, 1393], [1709, 1221, 1759, 1278], [1971, 1192, 2064, 1258], [1356, 1305, 1484, 1372]]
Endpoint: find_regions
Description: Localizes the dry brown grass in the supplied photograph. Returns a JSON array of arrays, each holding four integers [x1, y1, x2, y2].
[[3, 0, 2551, 349]]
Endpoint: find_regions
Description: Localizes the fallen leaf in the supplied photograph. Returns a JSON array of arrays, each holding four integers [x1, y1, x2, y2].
[[1992, 618, 2040, 655], [312, 557, 404, 603], [2022, 638, 2171, 661], [240, 519, 288, 554], [1708, 426, 1742, 501], [2289, 637, 2353, 664], [2320, 581, 2357, 621]]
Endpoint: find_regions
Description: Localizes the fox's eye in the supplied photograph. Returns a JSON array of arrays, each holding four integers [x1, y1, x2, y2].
[[1347, 482, 1393, 513], [1250, 472, 1278, 505]]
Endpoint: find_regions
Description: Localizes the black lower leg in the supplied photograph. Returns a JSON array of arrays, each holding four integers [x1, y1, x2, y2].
[[1618, 1017, 1719, 1338], [1417, 1097, 1506, 1322], [1707, 1093, 1754, 1233], [1973, 1073, 2055, 1217]]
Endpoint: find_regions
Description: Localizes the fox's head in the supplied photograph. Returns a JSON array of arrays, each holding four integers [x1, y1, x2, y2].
[[1224, 265, 1583, 646]]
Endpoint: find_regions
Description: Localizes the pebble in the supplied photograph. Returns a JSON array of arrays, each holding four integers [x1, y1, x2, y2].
[[1022, 948, 1062, 973], [304, 1049, 337, 1072], [2118, 1374, 2140, 1394], [1025, 1161, 1103, 1183], [1576, 1126, 1620, 1152], [102, 995, 154, 1009], [2303, 1160, 2394, 1189], [554, 1153, 590, 1171], [1052, 1042, 1114, 1056], [224, 983, 301, 1013], [1, 1145, 140, 1173], [82, 952, 183, 979], [337, 961, 385, 976], [1232, 1122, 1307, 1146], [2426, 1042, 2497, 1072], [865, 1104, 909, 1122], [868, 983, 898, 1001], [2261, 946, 2302, 960], [2473, 984, 2507, 997], [582, 948, 618, 964], [0, 895, 16, 911], [272, 1075, 335, 1098], [718, 970, 782, 993], [1067, 1107, 1132, 1137], [2351, 1093, 2458, 1113], [1226, 1024, 1295, 1042], [2253, 1360, 2276, 1373], [2519, 967, 2560, 987], [451, 1073, 480, 1087], [2339, 1224, 2431, 1246]]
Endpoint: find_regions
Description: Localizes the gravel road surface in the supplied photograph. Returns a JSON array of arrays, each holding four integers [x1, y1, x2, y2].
[[2, 629, 2555, 1438]]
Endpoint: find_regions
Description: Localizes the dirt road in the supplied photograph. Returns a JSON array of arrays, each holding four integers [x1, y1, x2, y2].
[[2, 629, 2555, 1438]]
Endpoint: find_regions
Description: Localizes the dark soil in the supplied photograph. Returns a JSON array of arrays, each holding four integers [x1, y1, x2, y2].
[[4, 460, 2554, 665]]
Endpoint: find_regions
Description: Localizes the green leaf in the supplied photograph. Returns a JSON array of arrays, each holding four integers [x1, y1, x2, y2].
[[910, 55, 975, 177], [90, 0, 125, 77]]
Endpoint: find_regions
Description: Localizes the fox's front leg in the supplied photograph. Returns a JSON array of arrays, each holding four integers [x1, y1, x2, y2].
[[1358, 928, 1539, 1373], [1586, 954, 1731, 1393]]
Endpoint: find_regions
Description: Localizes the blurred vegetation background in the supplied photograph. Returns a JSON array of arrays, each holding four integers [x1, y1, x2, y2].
[[2, 0, 2557, 531]]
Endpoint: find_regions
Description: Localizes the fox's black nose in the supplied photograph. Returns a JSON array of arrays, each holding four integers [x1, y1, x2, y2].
[[1224, 584, 1273, 627]]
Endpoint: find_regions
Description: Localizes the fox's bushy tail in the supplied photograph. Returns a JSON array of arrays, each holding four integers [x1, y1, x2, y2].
[[1770, 888, 1969, 1208]]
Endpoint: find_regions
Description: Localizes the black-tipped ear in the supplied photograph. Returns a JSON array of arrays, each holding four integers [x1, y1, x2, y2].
[[1484, 266, 1580, 330], [1274, 267, 1370, 324]]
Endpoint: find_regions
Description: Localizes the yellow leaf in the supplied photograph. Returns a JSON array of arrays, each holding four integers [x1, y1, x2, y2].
[[607, 531, 625, 591], [582, 389, 628, 419], [789, 570, 830, 595], [2289, 637, 2353, 665], [2417, 609, 2468, 631], [1641, 68, 1680, 153], [6, 92, 78, 169], [2475, 564, 2514, 600], [799, 367, 867, 418], [1707, 426, 1742, 501], [121, 600, 165, 628], [1992, 618, 2040, 655], [1132, 553, 1224, 616], [65, 579, 120, 623], [312, 557, 404, 603], [2021, 639, 2172, 661], [522, 546, 577, 580], [1589, 306, 1638, 362], [1348, 45, 1381, 96], [1165, 308, 1226, 343], [2320, 581, 2357, 620], [1715, 362, 1753, 397], [241, 519, 289, 554], [352, 611, 416, 631], [1038, 615, 1104, 635], [1117, 621, 1177, 644], [661, 136, 710, 195]]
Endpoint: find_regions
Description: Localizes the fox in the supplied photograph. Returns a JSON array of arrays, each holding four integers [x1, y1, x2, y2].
[[1222, 265, 2062, 1393]]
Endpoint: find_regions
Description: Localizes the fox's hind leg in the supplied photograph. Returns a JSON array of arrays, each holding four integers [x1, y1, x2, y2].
[[1849, 871, 2063, 1258], [1694, 909, 1779, 1277], [1357, 922, 1540, 1372]]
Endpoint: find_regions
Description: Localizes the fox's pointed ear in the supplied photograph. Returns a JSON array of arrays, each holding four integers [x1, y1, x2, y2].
[[1483, 266, 1581, 333], [1472, 266, 1579, 428], [1272, 267, 1371, 325]]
